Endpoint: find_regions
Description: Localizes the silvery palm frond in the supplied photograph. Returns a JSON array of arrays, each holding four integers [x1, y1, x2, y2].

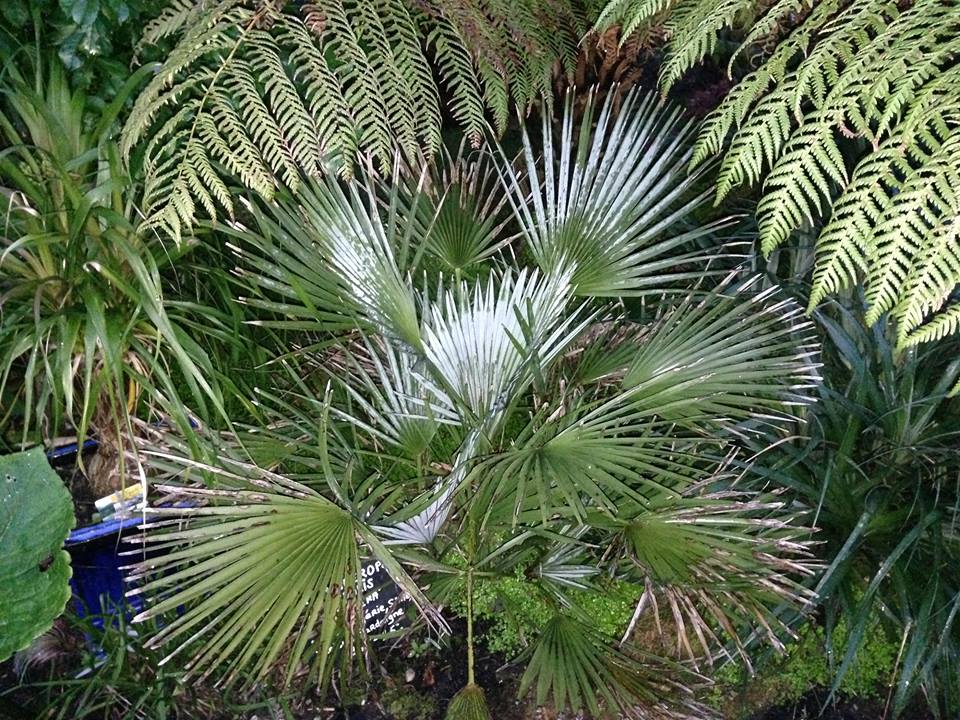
[[335, 336, 458, 459], [228, 176, 421, 348], [421, 266, 586, 422], [499, 88, 735, 296]]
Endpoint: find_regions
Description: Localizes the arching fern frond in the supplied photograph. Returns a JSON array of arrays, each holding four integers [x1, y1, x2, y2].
[[123, 0, 587, 241], [594, 0, 960, 383]]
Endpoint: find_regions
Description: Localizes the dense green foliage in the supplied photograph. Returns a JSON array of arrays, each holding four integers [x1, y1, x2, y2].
[[710, 617, 902, 716], [765, 310, 960, 716], [2, 0, 960, 718], [125, 91, 821, 719], [594, 0, 960, 379], [0, 51, 224, 450], [121, 0, 592, 240]]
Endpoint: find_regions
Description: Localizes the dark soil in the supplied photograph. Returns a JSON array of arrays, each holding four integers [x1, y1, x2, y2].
[[336, 618, 529, 720], [750, 689, 935, 720], [49, 448, 97, 526]]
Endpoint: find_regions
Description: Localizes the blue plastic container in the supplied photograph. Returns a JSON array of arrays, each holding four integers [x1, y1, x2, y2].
[[50, 439, 145, 621]]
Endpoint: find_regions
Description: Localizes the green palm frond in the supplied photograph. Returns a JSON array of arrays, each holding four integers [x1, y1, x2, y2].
[[400, 143, 514, 274], [519, 614, 710, 718], [121, 0, 588, 241], [500, 88, 734, 296], [127, 450, 440, 688], [605, 490, 818, 664], [622, 280, 821, 423], [593, 0, 960, 379], [445, 684, 491, 720]]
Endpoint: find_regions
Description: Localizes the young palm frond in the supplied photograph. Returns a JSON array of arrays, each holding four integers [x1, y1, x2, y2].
[[445, 683, 491, 720], [499, 88, 736, 296]]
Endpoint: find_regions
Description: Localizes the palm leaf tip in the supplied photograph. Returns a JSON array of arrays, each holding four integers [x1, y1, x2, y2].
[[445, 684, 491, 720]]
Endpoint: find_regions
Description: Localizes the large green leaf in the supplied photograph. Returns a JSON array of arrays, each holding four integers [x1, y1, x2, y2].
[[0, 448, 75, 662]]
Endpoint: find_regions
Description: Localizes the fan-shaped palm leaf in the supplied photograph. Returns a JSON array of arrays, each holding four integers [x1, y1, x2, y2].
[[126, 451, 441, 688], [399, 143, 513, 275], [519, 614, 710, 719], [498, 89, 734, 296], [602, 490, 819, 664], [228, 176, 421, 348], [421, 267, 585, 422]]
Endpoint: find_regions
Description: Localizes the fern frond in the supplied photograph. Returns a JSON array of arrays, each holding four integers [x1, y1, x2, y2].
[[123, 0, 583, 241], [757, 116, 848, 255], [659, 0, 754, 91], [423, 18, 485, 145], [865, 131, 960, 328], [904, 301, 960, 348], [594, 0, 960, 353]]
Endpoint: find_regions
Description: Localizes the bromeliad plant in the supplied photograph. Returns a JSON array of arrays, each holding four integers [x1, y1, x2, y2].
[[128, 91, 823, 718]]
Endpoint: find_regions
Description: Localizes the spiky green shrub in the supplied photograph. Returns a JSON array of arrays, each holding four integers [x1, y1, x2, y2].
[[594, 0, 960, 382]]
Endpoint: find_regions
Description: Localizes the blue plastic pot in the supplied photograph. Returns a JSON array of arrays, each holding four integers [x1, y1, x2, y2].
[[50, 439, 145, 622]]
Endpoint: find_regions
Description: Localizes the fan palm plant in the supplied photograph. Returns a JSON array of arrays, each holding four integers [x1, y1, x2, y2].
[[0, 47, 222, 478], [128, 90, 822, 718]]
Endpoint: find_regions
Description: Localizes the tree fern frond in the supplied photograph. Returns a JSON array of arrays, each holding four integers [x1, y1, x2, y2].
[[423, 18, 486, 145], [756, 117, 848, 255], [659, 0, 755, 92], [865, 131, 960, 327], [904, 301, 960, 348], [594, 0, 960, 354], [123, 0, 584, 241]]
